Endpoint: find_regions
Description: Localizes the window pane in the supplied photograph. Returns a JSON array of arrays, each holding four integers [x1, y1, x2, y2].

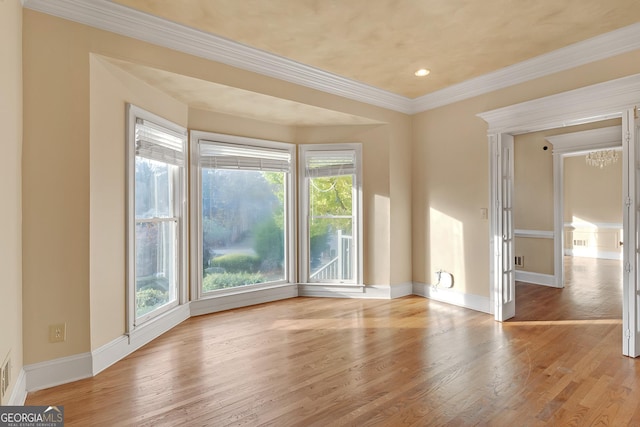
[[309, 175, 352, 217], [202, 169, 286, 291], [135, 220, 177, 318], [309, 175, 354, 282], [135, 157, 172, 218]]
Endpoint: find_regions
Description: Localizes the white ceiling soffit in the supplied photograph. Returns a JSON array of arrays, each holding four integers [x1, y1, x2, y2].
[[23, 0, 640, 115], [546, 126, 622, 155]]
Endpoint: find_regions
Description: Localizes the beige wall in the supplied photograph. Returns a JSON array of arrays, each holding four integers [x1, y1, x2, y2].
[[412, 49, 640, 297], [0, 0, 23, 404], [389, 120, 413, 285], [513, 132, 554, 231], [564, 154, 622, 225], [412, 100, 491, 293], [564, 151, 623, 257], [512, 130, 555, 275], [23, 10, 412, 362], [23, 11, 92, 364]]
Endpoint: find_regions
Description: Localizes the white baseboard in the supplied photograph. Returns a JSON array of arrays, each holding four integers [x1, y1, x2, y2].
[[24, 352, 92, 392], [296, 283, 366, 298], [412, 282, 491, 314], [515, 270, 559, 288], [91, 336, 129, 377], [8, 368, 27, 405], [564, 248, 622, 260], [92, 303, 190, 376], [390, 282, 414, 299], [297, 283, 413, 299], [190, 284, 298, 317]]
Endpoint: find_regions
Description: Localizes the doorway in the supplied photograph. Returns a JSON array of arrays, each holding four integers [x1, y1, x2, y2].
[[478, 73, 640, 356], [511, 122, 623, 321]]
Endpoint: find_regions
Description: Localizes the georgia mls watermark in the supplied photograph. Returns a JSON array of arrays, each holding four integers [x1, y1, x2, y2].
[[0, 406, 64, 427]]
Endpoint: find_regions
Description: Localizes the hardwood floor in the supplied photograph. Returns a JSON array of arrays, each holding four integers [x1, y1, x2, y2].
[[514, 256, 622, 321], [26, 263, 640, 426]]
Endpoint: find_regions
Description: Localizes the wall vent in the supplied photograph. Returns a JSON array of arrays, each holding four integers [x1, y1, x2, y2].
[[573, 239, 589, 247]]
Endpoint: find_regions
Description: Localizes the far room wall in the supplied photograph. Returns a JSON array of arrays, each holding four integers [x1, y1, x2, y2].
[[511, 119, 621, 277]]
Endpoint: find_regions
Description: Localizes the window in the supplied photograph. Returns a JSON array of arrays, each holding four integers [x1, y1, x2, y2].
[[191, 132, 295, 298], [127, 105, 188, 328], [300, 144, 363, 284]]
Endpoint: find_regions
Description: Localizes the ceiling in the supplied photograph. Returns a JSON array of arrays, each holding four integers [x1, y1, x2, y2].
[[111, 0, 640, 99]]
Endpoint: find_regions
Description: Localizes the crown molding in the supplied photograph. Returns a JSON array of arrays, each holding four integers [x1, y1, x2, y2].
[[412, 23, 640, 113], [22, 0, 640, 115], [477, 73, 640, 135], [22, 0, 414, 114]]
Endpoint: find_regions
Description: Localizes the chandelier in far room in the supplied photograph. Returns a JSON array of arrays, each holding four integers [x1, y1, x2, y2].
[[585, 149, 619, 168]]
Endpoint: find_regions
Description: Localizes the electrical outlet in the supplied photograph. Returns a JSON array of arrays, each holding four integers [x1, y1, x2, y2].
[[514, 255, 524, 268], [49, 323, 66, 343]]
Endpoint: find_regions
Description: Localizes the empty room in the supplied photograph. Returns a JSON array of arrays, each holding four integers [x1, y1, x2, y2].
[[3, 0, 640, 425]]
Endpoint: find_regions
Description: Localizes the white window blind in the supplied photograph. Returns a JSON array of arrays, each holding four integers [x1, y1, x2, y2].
[[199, 141, 292, 172], [305, 150, 356, 177], [135, 118, 186, 166]]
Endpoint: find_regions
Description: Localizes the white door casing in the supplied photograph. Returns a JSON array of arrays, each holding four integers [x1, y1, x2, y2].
[[478, 73, 640, 356]]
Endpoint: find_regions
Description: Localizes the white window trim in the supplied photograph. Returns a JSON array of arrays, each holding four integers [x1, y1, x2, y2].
[[299, 143, 363, 285], [126, 104, 189, 333], [190, 131, 297, 301]]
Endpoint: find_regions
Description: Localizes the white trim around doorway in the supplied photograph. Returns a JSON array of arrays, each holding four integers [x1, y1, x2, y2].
[[478, 72, 640, 356]]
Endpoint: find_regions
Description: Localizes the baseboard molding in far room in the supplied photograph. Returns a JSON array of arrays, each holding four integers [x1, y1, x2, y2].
[[515, 270, 559, 288], [412, 282, 491, 314], [564, 248, 622, 261]]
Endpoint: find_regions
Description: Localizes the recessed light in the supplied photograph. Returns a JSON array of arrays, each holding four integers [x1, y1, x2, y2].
[[414, 68, 430, 77]]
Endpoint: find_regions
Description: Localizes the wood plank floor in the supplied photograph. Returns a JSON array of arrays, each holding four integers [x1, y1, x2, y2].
[[26, 259, 640, 426], [514, 256, 622, 321]]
